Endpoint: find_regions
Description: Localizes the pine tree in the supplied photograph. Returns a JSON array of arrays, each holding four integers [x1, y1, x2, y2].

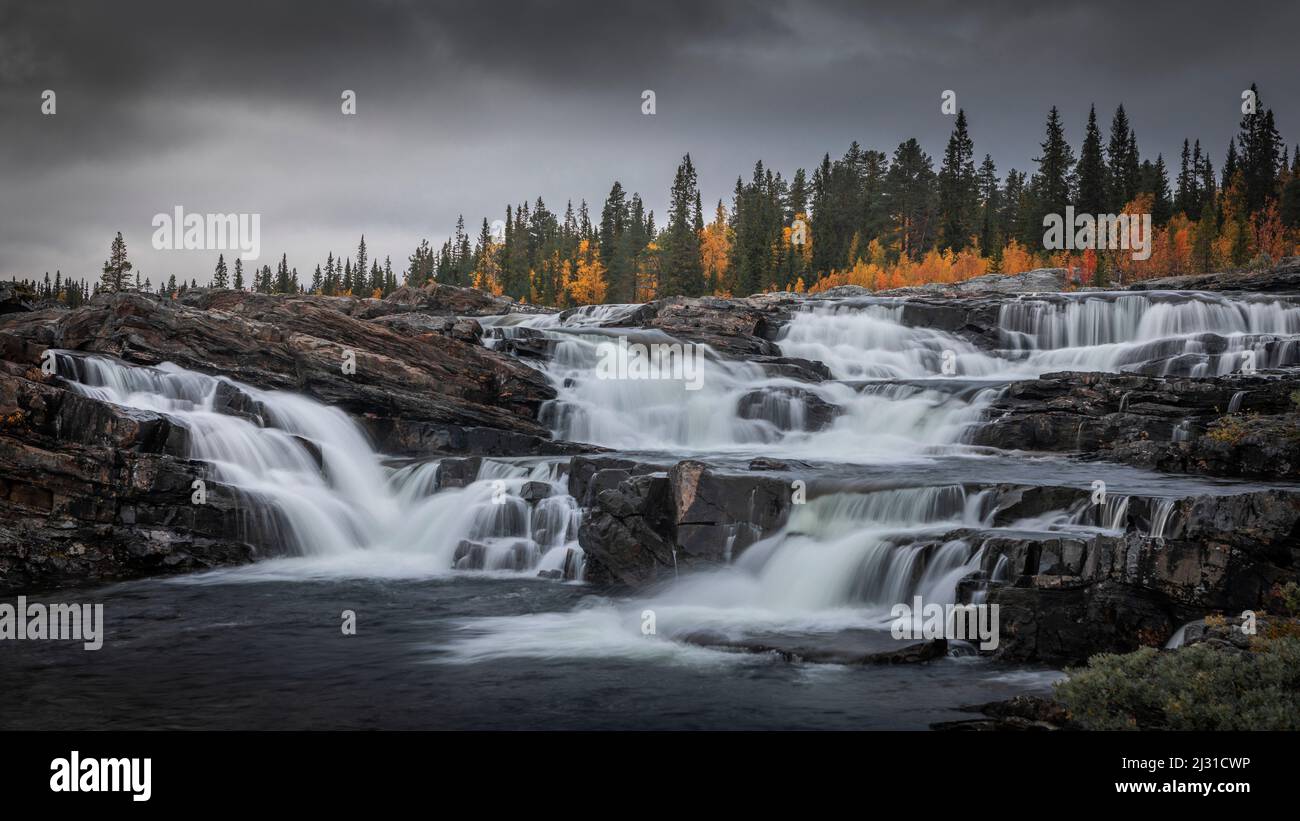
[[1031, 107, 1076, 242], [213, 254, 229, 288], [1223, 139, 1239, 189], [275, 253, 290, 293], [976, 154, 1001, 258], [1236, 84, 1283, 214], [599, 182, 631, 302], [661, 154, 705, 296], [233, 258, 245, 290], [1076, 105, 1108, 215], [937, 109, 978, 251], [1146, 154, 1172, 226], [885, 138, 938, 260], [355, 236, 368, 288], [1175, 139, 1195, 217], [1106, 105, 1138, 210], [100, 232, 132, 293]]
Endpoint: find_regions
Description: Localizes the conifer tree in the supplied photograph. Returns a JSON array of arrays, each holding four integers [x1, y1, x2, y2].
[[661, 154, 705, 296], [1076, 105, 1108, 214], [213, 254, 229, 288], [937, 109, 978, 251], [100, 232, 132, 293]]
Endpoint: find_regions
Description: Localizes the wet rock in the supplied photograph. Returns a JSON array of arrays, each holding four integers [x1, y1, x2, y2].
[[736, 386, 842, 432], [977, 495, 1300, 663], [629, 297, 782, 358], [0, 371, 254, 591], [567, 455, 663, 506], [749, 355, 831, 383], [0, 291, 558, 456], [578, 473, 679, 588], [933, 696, 1072, 731], [973, 370, 1300, 479], [435, 457, 482, 490], [670, 460, 792, 562], [678, 630, 947, 665], [519, 481, 551, 502]]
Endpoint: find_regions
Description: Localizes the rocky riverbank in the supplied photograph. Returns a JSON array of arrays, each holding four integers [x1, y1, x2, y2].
[[3, 263, 1299, 672]]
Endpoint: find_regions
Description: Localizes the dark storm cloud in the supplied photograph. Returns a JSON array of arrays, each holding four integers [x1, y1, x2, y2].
[[1, 0, 1297, 281]]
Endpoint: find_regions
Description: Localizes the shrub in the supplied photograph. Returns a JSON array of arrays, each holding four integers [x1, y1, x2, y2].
[[1055, 637, 1300, 730], [1206, 414, 1250, 445]]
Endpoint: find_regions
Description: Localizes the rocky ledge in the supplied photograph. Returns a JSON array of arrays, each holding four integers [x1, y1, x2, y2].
[[0, 284, 588, 590], [974, 370, 1300, 479]]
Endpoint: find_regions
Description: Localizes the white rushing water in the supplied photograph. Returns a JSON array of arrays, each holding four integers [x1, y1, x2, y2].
[[48, 287, 1300, 664], [482, 290, 1300, 460], [55, 352, 584, 580], [998, 291, 1300, 376]]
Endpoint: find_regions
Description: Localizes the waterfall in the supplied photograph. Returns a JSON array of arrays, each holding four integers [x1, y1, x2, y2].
[[54, 352, 583, 579], [997, 292, 1300, 376], [46, 285, 1300, 664], [481, 302, 1003, 456]]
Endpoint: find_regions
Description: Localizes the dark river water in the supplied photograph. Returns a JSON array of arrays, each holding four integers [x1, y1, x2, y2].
[[1, 573, 1061, 730]]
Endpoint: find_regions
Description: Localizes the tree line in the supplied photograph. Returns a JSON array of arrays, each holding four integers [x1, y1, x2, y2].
[[13, 83, 1298, 306]]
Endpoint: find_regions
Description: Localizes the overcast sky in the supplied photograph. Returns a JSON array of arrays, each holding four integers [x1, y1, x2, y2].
[[2, 0, 1298, 283]]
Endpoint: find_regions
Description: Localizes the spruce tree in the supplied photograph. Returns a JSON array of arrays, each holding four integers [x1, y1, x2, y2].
[[213, 254, 229, 288], [100, 232, 132, 293], [1076, 105, 1108, 215], [599, 182, 631, 302], [937, 109, 978, 251], [1175, 139, 1194, 217], [1106, 105, 1138, 210], [1031, 107, 1076, 241], [976, 154, 1001, 257], [885, 139, 938, 260], [661, 154, 705, 296]]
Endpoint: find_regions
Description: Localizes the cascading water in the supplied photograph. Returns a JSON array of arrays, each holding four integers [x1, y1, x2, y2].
[[997, 291, 1300, 376], [49, 285, 1300, 665], [481, 301, 1004, 457], [53, 352, 584, 579], [448, 287, 1300, 664]]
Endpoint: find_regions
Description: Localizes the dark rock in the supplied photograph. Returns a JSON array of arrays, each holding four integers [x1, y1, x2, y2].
[[0, 291, 557, 456], [736, 386, 842, 432], [973, 370, 1300, 479], [519, 481, 551, 502], [435, 457, 482, 490], [0, 371, 254, 591], [1127, 258, 1300, 293]]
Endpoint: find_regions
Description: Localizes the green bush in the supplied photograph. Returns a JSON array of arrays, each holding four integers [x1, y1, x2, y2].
[[1055, 638, 1300, 730]]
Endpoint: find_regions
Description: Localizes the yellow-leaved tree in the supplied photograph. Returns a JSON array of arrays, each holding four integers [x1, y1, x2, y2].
[[566, 239, 607, 306]]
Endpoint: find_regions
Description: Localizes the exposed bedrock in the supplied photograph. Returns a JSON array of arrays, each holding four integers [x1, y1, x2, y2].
[[973, 370, 1300, 479], [576, 457, 794, 588], [0, 289, 568, 456], [0, 366, 254, 591]]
